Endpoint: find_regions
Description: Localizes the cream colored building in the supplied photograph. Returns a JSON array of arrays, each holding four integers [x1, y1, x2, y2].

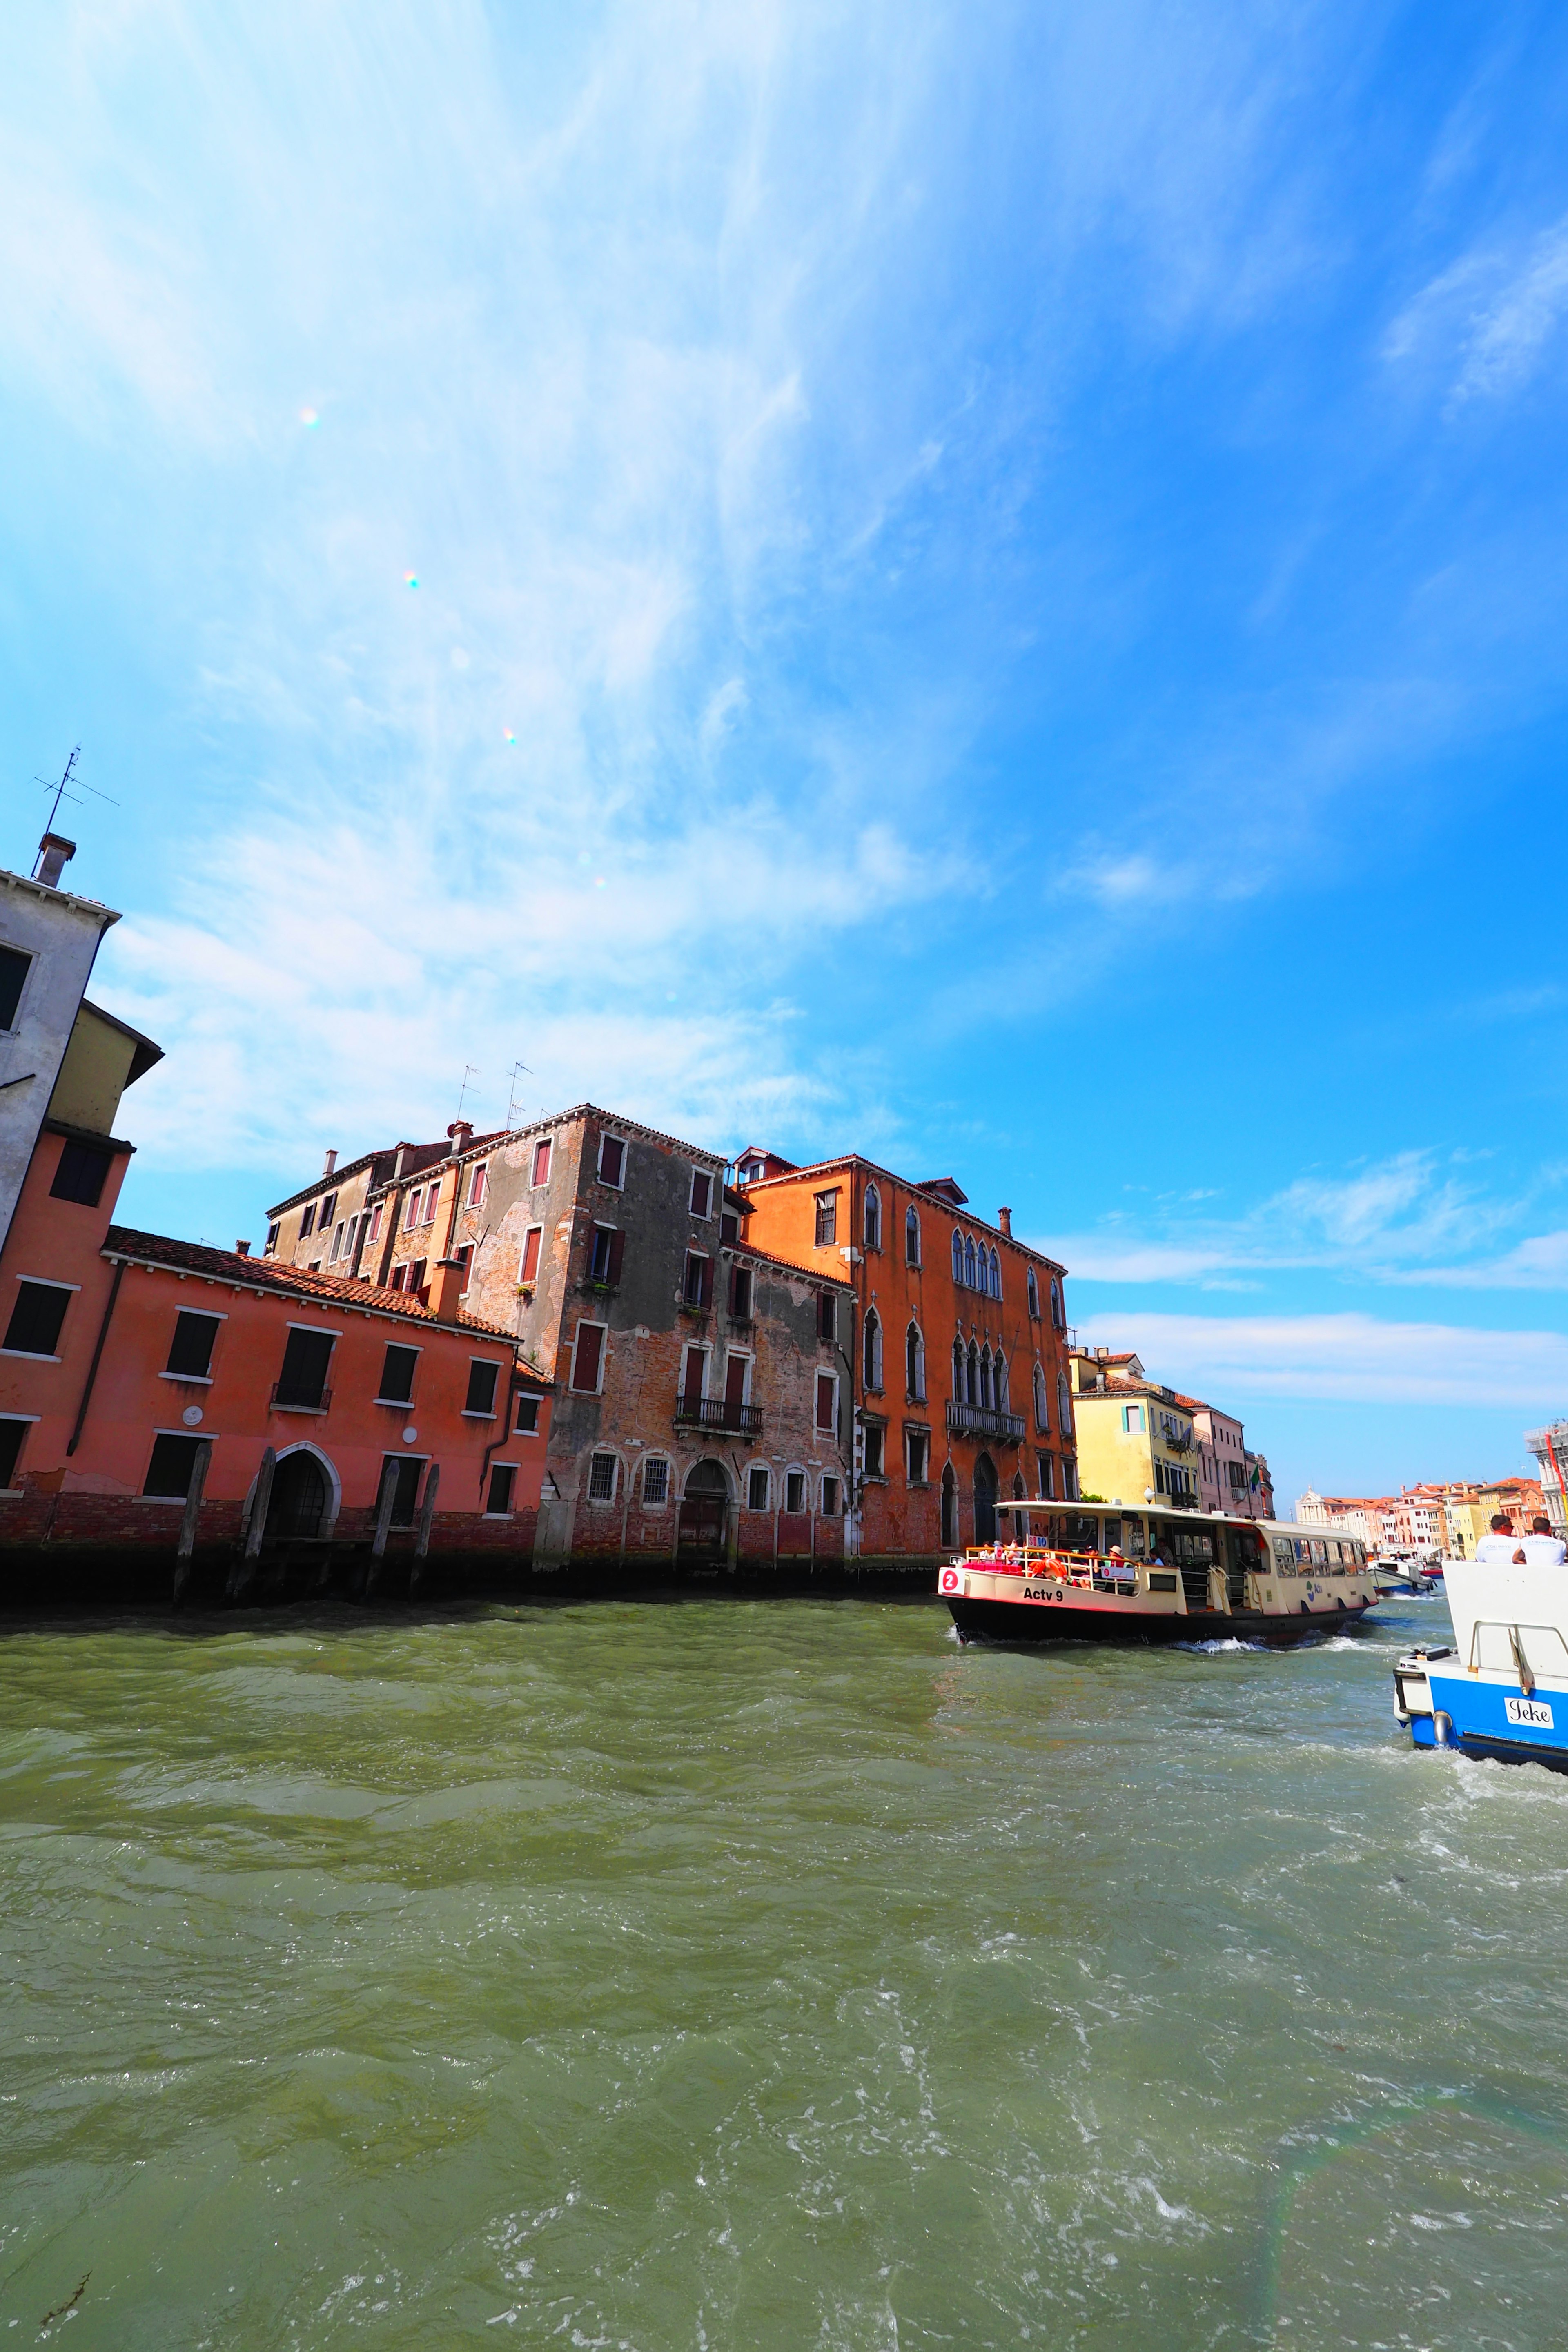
[[1069, 1349, 1200, 1510]]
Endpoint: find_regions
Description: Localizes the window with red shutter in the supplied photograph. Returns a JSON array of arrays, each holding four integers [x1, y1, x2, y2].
[[815, 1372, 836, 1431], [682, 1345, 706, 1403], [607, 1229, 626, 1285], [572, 1323, 604, 1391], [699, 1254, 713, 1309], [724, 1353, 748, 1409], [532, 1139, 552, 1187], [519, 1226, 542, 1284]]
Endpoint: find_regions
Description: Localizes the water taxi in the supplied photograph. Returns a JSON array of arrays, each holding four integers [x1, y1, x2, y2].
[[940, 1501, 1377, 1644], [1394, 1557, 1568, 1771]]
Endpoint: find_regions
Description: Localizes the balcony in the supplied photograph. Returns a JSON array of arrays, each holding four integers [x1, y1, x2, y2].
[[675, 1394, 763, 1436], [946, 1399, 1025, 1444], [271, 1381, 332, 1413]]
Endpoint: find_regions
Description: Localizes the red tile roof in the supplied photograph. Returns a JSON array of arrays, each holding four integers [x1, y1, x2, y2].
[[104, 1225, 546, 1365]]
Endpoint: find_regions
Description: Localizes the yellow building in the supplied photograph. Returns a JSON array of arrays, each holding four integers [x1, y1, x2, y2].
[[1069, 1350, 1200, 1510]]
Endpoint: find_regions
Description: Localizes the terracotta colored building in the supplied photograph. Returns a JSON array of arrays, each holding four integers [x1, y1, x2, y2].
[[0, 925, 550, 1602], [269, 1106, 857, 1579], [731, 1149, 1075, 1562]]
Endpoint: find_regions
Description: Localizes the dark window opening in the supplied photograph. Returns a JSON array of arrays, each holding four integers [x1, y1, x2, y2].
[[599, 1136, 625, 1186], [785, 1470, 806, 1513], [466, 1359, 500, 1417], [390, 1264, 408, 1291], [822, 1475, 841, 1515], [747, 1464, 769, 1510], [4, 1281, 70, 1357], [144, 1432, 203, 1499], [166, 1310, 221, 1380], [906, 1430, 929, 1484], [814, 1190, 838, 1246], [863, 1423, 885, 1478], [275, 1326, 334, 1408], [300, 1203, 316, 1237], [720, 1211, 739, 1245], [589, 1225, 625, 1285], [51, 1138, 114, 1207], [378, 1343, 418, 1404], [683, 1251, 712, 1307], [406, 1258, 427, 1300], [818, 1291, 836, 1344], [729, 1264, 753, 1318], [486, 1463, 516, 1515], [515, 1394, 541, 1434], [690, 1170, 712, 1217], [0, 945, 31, 1031], [0, 1417, 29, 1488], [385, 1454, 423, 1527]]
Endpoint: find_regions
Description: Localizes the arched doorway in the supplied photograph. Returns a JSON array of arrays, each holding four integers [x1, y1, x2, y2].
[[940, 1462, 958, 1549], [678, 1458, 730, 1564], [973, 1452, 998, 1546], [265, 1448, 330, 1541]]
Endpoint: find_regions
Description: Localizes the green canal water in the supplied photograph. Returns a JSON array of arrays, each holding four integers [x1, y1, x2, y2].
[[4, 1593, 1568, 2348]]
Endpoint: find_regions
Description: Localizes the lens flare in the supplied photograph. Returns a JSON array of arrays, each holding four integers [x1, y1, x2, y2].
[[299, 407, 319, 428], [503, 729, 517, 744], [404, 572, 419, 588]]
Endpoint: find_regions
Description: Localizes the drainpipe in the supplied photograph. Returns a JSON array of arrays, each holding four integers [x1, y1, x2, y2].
[[66, 1257, 126, 1456]]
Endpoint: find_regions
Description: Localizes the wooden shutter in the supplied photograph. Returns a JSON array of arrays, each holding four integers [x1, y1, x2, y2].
[[699, 1254, 713, 1308], [572, 1323, 604, 1391], [816, 1372, 835, 1430], [608, 1229, 626, 1284], [520, 1227, 542, 1283], [724, 1353, 747, 1408], [682, 1345, 705, 1403]]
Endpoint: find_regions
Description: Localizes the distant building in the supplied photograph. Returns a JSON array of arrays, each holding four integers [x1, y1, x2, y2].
[[1525, 1422, 1568, 1541], [1069, 1349, 1200, 1510]]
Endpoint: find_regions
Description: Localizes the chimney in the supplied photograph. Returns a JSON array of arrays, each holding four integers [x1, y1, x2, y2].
[[323, 1148, 338, 1178], [998, 1206, 1012, 1237], [235, 1238, 251, 1257], [448, 1120, 473, 1157], [33, 833, 76, 890], [392, 1143, 411, 1182], [430, 1254, 467, 1320]]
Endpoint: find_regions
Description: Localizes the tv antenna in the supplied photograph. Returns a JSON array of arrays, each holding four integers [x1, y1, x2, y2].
[[456, 1063, 481, 1120], [506, 1060, 535, 1127], [36, 747, 119, 834]]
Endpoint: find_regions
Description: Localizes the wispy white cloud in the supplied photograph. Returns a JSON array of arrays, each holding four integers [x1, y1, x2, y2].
[[1077, 1310, 1568, 1408], [1384, 210, 1568, 402]]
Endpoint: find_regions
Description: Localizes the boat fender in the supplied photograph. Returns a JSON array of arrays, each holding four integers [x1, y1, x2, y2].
[[1432, 1710, 1455, 1750]]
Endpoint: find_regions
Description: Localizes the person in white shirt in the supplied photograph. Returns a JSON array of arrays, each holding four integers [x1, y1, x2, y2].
[[1474, 1512, 1529, 1566], [1522, 1514, 1568, 1568]]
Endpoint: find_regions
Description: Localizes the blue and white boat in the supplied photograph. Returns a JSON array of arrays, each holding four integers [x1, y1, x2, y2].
[[1394, 1557, 1568, 1770]]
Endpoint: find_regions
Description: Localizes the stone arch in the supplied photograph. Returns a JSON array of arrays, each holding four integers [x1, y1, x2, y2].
[[684, 1456, 732, 1498], [262, 1442, 339, 1541]]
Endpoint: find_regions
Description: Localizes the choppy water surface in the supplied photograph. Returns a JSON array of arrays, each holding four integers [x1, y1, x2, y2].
[[4, 1595, 1568, 2348]]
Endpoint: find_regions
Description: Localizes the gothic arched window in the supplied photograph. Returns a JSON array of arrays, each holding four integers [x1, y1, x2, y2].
[[864, 1308, 882, 1391], [951, 1230, 964, 1283], [1033, 1361, 1049, 1431], [989, 1248, 1001, 1300], [906, 1206, 921, 1267], [1027, 1268, 1040, 1318], [864, 1184, 881, 1252], [964, 1236, 977, 1289], [906, 1322, 925, 1401]]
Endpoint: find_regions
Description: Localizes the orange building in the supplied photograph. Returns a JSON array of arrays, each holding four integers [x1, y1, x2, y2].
[[733, 1149, 1074, 1563]]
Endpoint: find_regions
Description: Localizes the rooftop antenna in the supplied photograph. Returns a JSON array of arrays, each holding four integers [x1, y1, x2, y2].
[[506, 1059, 535, 1127], [456, 1063, 481, 1120], [35, 746, 120, 835]]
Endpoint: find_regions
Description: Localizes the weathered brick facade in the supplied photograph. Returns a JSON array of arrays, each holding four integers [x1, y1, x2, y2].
[[272, 1107, 858, 1578]]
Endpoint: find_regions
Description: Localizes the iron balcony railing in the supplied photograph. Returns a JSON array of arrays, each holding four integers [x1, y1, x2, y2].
[[674, 1394, 763, 1435], [946, 1399, 1026, 1443]]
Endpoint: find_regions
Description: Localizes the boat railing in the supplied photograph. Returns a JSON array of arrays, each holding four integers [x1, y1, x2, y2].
[[1465, 1618, 1568, 1692], [963, 1545, 1145, 1589]]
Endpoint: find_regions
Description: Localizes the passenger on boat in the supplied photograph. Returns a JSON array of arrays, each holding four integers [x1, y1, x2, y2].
[[1106, 1545, 1136, 1584], [1523, 1515, 1568, 1568], [1475, 1512, 1529, 1566]]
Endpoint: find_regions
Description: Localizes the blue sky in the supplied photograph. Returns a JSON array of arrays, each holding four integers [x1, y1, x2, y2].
[[4, 0, 1568, 1508]]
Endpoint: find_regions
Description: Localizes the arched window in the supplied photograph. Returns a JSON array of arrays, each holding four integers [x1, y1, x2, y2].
[[951, 1230, 964, 1283], [967, 1341, 980, 1405], [995, 1351, 1009, 1411], [864, 1184, 881, 1252], [906, 1321, 925, 1401], [964, 1236, 977, 1289], [1027, 1268, 1040, 1319], [989, 1248, 1001, 1300], [1051, 1277, 1064, 1331], [1033, 1361, 1049, 1431], [1058, 1371, 1072, 1434], [980, 1347, 993, 1408], [864, 1308, 882, 1391], [941, 1463, 958, 1548], [906, 1205, 921, 1267], [952, 1339, 965, 1401]]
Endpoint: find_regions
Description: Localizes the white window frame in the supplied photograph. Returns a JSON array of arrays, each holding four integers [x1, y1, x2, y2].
[[462, 1358, 503, 1420], [681, 1340, 712, 1400], [571, 1319, 609, 1395], [531, 1137, 554, 1189], [467, 1163, 488, 1208], [1123, 1402, 1144, 1434], [484, 1461, 519, 1518], [518, 1224, 545, 1286], [682, 1247, 710, 1306], [690, 1168, 714, 1219], [598, 1134, 627, 1189], [821, 1473, 841, 1516], [723, 1348, 754, 1404], [814, 1366, 839, 1434], [375, 1339, 424, 1406], [514, 1393, 542, 1437], [586, 1450, 621, 1505], [784, 1466, 808, 1515], [905, 1427, 930, 1485], [640, 1455, 671, 1509], [745, 1463, 771, 1512]]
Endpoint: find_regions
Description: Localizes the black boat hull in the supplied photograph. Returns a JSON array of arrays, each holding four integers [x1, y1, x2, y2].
[[947, 1598, 1374, 1646]]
